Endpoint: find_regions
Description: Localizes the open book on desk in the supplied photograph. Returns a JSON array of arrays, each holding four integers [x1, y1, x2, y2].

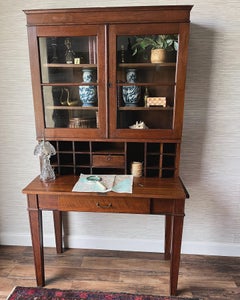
[[72, 174, 133, 193]]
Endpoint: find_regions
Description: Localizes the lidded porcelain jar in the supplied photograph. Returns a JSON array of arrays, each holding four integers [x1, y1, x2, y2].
[[122, 69, 141, 106], [79, 69, 97, 107]]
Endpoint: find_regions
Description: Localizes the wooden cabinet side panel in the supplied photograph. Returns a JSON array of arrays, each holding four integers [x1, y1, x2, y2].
[[27, 26, 45, 139]]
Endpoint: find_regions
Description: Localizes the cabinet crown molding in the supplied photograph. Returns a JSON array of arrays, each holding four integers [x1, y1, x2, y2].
[[24, 5, 193, 26]]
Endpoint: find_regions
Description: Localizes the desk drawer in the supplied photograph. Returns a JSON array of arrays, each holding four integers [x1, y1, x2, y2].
[[92, 155, 125, 167], [59, 195, 150, 214]]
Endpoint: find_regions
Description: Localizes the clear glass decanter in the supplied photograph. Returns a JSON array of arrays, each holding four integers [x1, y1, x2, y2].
[[34, 140, 56, 182]]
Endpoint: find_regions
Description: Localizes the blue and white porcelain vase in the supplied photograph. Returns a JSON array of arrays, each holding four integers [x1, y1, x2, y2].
[[122, 68, 141, 106], [79, 69, 97, 107]]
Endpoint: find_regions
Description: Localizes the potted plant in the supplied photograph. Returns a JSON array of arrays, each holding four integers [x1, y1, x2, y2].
[[132, 34, 178, 63]]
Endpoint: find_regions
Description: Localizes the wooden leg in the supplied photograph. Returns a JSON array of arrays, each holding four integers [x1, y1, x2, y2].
[[164, 215, 172, 260], [27, 195, 45, 287], [170, 212, 184, 296], [53, 210, 63, 254]]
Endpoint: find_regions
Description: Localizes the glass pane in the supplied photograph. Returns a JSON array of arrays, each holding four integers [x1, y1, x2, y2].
[[39, 37, 97, 83], [116, 34, 178, 130], [39, 36, 99, 129], [43, 86, 98, 128]]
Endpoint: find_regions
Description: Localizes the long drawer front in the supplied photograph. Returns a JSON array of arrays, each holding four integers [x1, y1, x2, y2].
[[59, 195, 150, 214]]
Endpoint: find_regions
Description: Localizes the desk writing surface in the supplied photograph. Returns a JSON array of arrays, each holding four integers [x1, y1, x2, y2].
[[22, 175, 188, 199]]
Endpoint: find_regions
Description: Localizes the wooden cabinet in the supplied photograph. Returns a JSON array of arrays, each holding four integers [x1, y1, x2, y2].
[[24, 5, 192, 178]]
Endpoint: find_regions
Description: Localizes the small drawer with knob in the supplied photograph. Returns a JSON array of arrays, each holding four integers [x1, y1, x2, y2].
[[92, 154, 125, 168]]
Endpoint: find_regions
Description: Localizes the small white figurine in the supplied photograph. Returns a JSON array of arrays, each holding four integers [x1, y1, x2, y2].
[[129, 121, 149, 129]]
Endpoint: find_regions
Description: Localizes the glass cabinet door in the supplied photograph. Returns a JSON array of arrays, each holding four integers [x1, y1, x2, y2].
[[35, 26, 106, 139], [109, 24, 187, 139]]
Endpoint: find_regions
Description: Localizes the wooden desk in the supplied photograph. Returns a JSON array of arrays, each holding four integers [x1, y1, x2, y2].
[[22, 175, 188, 296]]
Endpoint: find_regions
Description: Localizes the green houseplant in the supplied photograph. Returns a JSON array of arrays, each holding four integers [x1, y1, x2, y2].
[[132, 34, 178, 63]]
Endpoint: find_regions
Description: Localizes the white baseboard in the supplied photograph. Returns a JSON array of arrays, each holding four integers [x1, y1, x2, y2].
[[1, 233, 239, 257]]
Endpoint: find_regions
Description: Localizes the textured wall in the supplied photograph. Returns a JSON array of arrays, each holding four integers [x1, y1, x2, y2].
[[0, 0, 239, 256]]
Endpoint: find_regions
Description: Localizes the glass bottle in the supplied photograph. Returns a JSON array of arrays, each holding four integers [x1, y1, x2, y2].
[[64, 38, 75, 64], [144, 87, 149, 107], [34, 140, 56, 182]]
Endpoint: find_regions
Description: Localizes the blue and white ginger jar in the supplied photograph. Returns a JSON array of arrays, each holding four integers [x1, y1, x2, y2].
[[79, 69, 97, 107], [122, 69, 141, 106]]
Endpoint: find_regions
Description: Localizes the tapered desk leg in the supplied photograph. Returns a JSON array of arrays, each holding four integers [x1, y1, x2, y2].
[[170, 204, 185, 296], [53, 210, 63, 254], [164, 215, 172, 260], [27, 194, 45, 287]]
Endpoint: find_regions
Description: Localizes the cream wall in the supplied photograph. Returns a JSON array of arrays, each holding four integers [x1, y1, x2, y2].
[[0, 0, 239, 256]]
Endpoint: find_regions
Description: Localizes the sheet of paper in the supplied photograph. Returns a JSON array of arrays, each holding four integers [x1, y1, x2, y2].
[[72, 174, 133, 193], [111, 175, 133, 193]]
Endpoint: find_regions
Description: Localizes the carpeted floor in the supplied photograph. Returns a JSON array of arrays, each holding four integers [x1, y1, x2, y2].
[[7, 286, 199, 300]]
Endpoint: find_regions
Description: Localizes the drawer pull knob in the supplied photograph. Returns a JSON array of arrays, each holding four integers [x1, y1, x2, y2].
[[96, 202, 112, 209]]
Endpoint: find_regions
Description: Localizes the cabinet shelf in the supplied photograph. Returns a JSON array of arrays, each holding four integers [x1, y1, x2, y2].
[[118, 63, 176, 68], [46, 105, 98, 110], [117, 82, 175, 87], [45, 63, 97, 68], [147, 152, 175, 156], [92, 150, 124, 154], [42, 83, 98, 86], [119, 106, 173, 111]]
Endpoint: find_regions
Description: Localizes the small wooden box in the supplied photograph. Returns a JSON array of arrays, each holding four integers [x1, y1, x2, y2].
[[146, 97, 167, 107]]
